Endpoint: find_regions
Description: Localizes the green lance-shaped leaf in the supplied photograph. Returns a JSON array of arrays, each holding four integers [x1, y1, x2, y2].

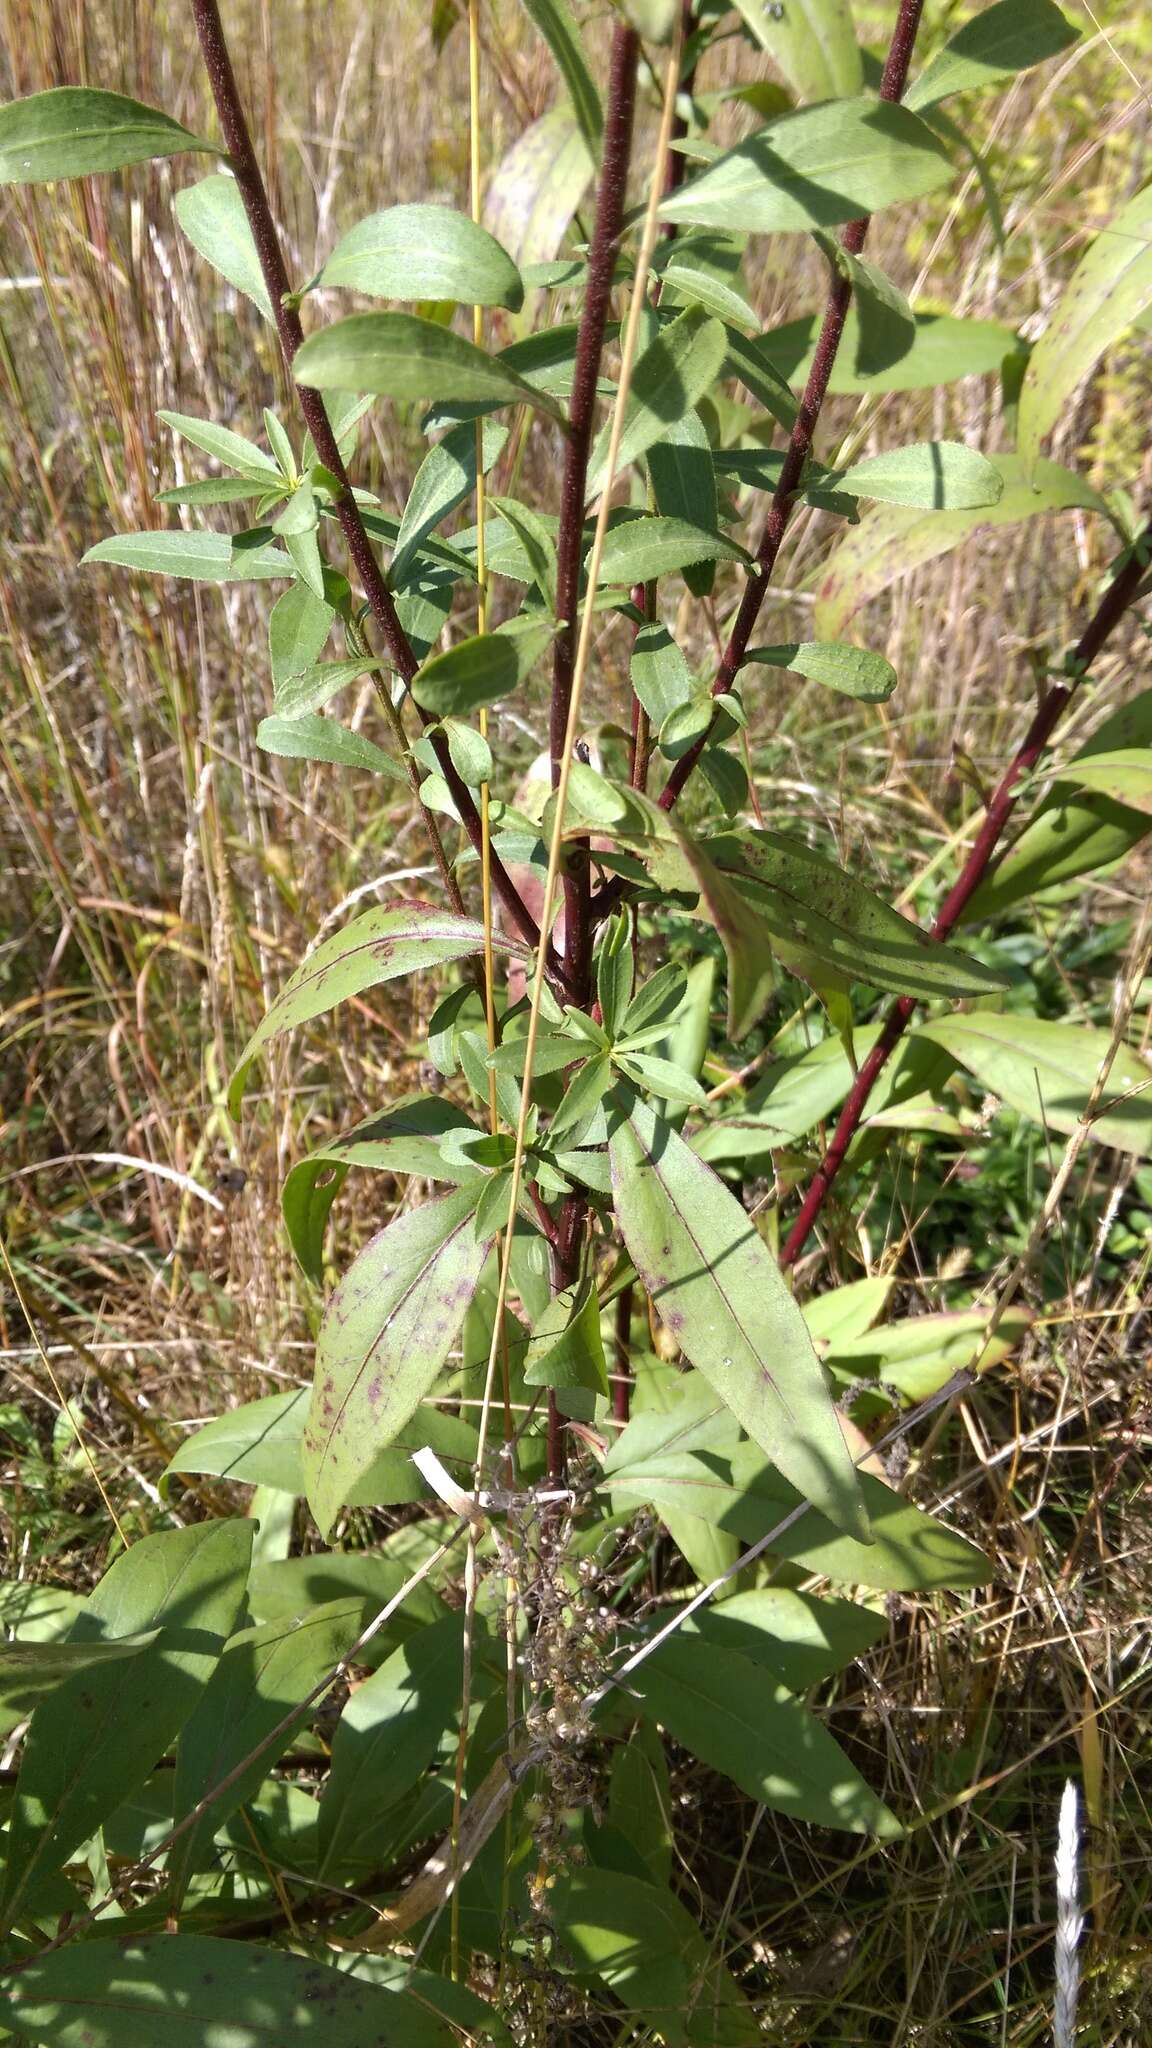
[[269, 578, 336, 685], [825, 1304, 1033, 1407], [661, 99, 953, 238], [0, 86, 214, 184], [292, 311, 565, 423], [1018, 179, 1152, 475], [608, 1723, 673, 1886], [631, 622, 697, 727], [608, 1093, 868, 1540], [169, 1602, 364, 1904], [523, 1277, 609, 1395], [819, 440, 1004, 512], [317, 1614, 465, 1880], [282, 1094, 484, 1281], [633, 1635, 900, 1836], [914, 1014, 1152, 1159], [393, 418, 507, 587], [813, 236, 915, 376], [603, 1380, 991, 1589], [684, 1585, 886, 1693], [759, 308, 1023, 395], [906, 0, 1079, 113], [173, 173, 274, 320], [732, 0, 862, 102], [586, 306, 728, 498], [411, 623, 550, 719], [518, 0, 603, 149], [317, 202, 523, 310], [255, 712, 405, 780], [710, 827, 1009, 1003], [0, 1638, 149, 1728], [552, 1866, 758, 2046], [156, 408, 280, 479], [83, 529, 292, 583], [0, 1521, 251, 1931], [745, 640, 897, 702], [963, 687, 1152, 920], [228, 906, 525, 1116], [303, 1184, 490, 1535], [1052, 747, 1152, 815], [595, 514, 751, 586], [483, 101, 595, 272], [163, 1384, 478, 1508], [814, 455, 1113, 636], [0, 1934, 459, 2048]]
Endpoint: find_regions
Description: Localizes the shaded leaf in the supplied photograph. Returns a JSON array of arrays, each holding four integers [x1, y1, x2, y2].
[[685, 1586, 886, 1691], [318, 1616, 464, 1879], [169, 1602, 363, 1903], [282, 1094, 484, 1281], [759, 307, 1023, 394], [524, 1277, 609, 1394], [1053, 747, 1152, 815], [907, 0, 1079, 112], [552, 1867, 758, 2047], [661, 99, 952, 237], [393, 419, 507, 586], [0, 1935, 456, 2048], [608, 1093, 868, 1538], [587, 307, 727, 497]]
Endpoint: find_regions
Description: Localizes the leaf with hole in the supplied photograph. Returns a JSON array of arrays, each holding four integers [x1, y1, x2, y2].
[[228, 906, 523, 1115], [914, 1014, 1152, 1158], [608, 1093, 868, 1539], [293, 312, 565, 422], [304, 1184, 490, 1535], [173, 173, 274, 320], [661, 99, 952, 237], [0, 86, 213, 183], [317, 203, 523, 310]]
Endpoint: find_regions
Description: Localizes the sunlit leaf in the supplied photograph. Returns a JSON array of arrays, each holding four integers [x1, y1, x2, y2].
[[317, 203, 523, 310], [0, 86, 213, 183], [173, 173, 273, 320]]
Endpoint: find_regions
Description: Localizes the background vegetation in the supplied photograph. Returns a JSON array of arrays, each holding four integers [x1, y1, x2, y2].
[[1, 2, 1150, 2041]]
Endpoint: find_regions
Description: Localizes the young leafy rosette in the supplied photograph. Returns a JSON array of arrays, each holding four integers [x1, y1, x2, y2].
[[608, 1093, 869, 1541]]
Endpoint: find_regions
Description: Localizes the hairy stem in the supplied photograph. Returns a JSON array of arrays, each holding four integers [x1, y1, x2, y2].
[[779, 524, 1152, 1267], [188, 0, 571, 980], [551, 21, 639, 1012]]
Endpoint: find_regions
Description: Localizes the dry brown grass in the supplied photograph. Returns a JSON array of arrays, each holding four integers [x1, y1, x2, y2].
[[1, 2, 1151, 2040]]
